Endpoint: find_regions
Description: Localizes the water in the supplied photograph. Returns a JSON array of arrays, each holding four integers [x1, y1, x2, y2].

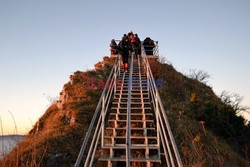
[[0, 135, 24, 159]]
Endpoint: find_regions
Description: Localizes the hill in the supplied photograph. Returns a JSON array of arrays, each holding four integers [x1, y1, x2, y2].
[[1, 56, 249, 167]]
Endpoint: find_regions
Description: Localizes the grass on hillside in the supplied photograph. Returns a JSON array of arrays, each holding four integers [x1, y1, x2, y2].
[[1, 56, 249, 167]]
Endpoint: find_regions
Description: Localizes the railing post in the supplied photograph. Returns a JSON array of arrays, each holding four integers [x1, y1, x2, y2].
[[155, 96, 161, 158], [101, 95, 105, 147], [147, 66, 150, 99], [118, 54, 121, 76], [114, 64, 117, 95], [126, 53, 133, 167]]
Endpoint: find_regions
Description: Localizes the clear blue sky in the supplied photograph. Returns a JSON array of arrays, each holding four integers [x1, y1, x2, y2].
[[1, 0, 250, 134]]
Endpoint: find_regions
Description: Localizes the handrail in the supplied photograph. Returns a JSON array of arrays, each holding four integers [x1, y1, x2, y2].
[[141, 45, 183, 167], [74, 55, 121, 167], [75, 40, 182, 166], [126, 53, 134, 167]]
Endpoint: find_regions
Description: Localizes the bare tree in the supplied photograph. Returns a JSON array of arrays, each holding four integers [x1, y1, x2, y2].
[[220, 90, 249, 114], [43, 93, 58, 105], [188, 69, 210, 84]]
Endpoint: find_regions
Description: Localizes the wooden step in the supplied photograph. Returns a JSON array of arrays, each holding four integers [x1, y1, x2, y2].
[[106, 127, 155, 130], [104, 136, 157, 139], [102, 145, 159, 150], [107, 119, 154, 123], [109, 112, 153, 115], [113, 101, 151, 104], [99, 157, 161, 163], [111, 107, 151, 110]]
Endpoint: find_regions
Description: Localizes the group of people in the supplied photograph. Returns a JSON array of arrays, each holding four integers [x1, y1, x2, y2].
[[110, 31, 155, 72]]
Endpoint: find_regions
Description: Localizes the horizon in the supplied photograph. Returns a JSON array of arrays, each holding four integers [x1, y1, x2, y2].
[[1, 0, 250, 135]]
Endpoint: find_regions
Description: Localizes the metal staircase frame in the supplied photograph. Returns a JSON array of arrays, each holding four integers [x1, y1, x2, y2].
[[75, 43, 183, 167]]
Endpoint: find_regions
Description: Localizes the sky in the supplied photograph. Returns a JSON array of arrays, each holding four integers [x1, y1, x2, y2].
[[0, 0, 250, 135]]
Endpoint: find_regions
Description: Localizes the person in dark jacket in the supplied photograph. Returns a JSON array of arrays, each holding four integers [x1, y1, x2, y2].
[[122, 34, 129, 42], [118, 36, 131, 72], [134, 34, 141, 55], [143, 37, 155, 55], [110, 39, 118, 55]]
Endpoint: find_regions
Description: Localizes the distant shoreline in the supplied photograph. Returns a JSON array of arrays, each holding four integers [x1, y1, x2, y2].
[[0, 135, 25, 138], [0, 135, 25, 156]]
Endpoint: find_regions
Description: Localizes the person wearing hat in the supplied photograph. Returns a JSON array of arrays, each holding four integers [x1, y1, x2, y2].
[[110, 39, 118, 55]]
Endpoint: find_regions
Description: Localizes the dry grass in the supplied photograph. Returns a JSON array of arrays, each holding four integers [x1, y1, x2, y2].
[[0, 114, 48, 167], [170, 111, 250, 167], [1, 56, 249, 166], [0, 56, 116, 166]]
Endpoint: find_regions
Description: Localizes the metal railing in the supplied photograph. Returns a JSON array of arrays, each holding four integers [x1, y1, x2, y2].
[[154, 41, 159, 57], [74, 55, 121, 167], [75, 41, 182, 166], [141, 45, 183, 167], [126, 53, 134, 167]]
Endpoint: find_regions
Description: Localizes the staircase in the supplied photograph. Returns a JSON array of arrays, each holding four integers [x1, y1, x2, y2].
[[99, 54, 161, 166], [74, 44, 183, 167]]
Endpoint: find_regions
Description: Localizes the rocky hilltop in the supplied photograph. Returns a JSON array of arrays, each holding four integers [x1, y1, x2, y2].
[[1, 56, 249, 167]]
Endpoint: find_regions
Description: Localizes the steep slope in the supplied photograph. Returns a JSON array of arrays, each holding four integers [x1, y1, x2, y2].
[[1, 57, 249, 167], [0, 56, 115, 167], [149, 59, 249, 166]]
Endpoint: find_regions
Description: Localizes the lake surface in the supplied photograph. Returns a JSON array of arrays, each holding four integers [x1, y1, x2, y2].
[[0, 135, 24, 159]]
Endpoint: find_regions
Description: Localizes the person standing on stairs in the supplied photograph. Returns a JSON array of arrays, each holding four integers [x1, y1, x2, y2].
[[143, 37, 155, 55], [118, 35, 131, 72], [134, 33, 141, 56], [129, 34, 138, 56], [109, 39, 118, 55]]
